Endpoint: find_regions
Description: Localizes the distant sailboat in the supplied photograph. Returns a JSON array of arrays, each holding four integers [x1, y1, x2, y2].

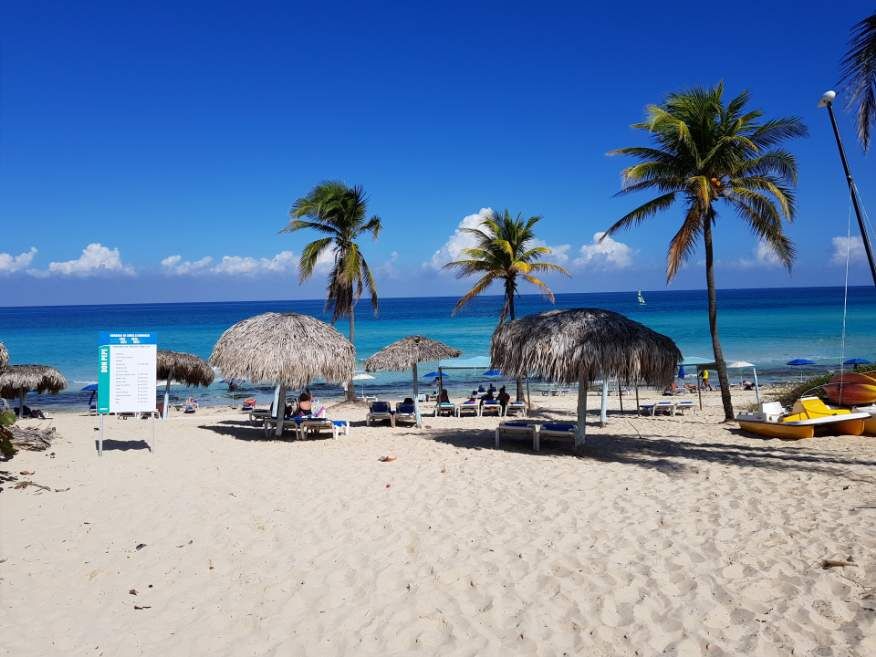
[[637, 290, 646, 305]]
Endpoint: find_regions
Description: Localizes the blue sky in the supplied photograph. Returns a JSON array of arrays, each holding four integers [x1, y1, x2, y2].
[[1, 0, 874, 306]]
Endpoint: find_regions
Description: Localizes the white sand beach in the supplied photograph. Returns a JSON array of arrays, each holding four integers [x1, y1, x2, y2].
[[2, 392, 875, 657]]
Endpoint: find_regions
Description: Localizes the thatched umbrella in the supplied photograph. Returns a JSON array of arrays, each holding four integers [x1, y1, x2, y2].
[[0, 342, 8, 371], [492, 308, 681, 447], [209, 312, 355, 436], [0, 364, 68, 416], [365, 336, 461, 427], [157, 350, 215, 419]]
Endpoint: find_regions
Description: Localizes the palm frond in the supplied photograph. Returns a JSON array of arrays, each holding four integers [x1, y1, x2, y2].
[[840, 13, 876, 150]]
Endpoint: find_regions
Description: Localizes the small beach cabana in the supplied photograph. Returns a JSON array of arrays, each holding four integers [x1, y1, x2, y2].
[[0, 364, 68, 417], [364, 336, 460, 427], [209, 312, 355, 437], [157, 350, 215, 419], [492, 308, 680, 447]]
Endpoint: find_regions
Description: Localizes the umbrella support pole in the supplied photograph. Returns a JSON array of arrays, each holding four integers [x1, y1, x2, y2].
[[600, 375, 608, 427], [635, 382, 640, 416], [697, 368, 703, 411], [618, 377, 624, 415], [275, 385, 286, 438], [163, 376, 172, 420], [753, 367, 760, 405], [575, 371, 588, 448], [412, 361, 421, 428]]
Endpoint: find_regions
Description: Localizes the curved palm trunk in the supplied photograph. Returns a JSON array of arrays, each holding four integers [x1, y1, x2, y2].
[[703, 216, 734, 420], [346, 306, 356, 402], [505, 278, 524, 402]]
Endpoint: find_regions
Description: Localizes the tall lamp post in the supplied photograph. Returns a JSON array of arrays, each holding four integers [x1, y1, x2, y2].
[[818, 90, 876, 286]]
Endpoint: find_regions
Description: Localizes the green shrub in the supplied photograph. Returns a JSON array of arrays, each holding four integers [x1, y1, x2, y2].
[[0, 426, 15, 460], [0, 410, 16, 427], [774, 363, 876, 408]]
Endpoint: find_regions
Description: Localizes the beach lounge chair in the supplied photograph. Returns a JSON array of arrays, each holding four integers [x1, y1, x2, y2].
[[481, 400, 502, 417], [674, 400, 695, 414], [639, 401, 676, 416], [457, 400, 480, 417], [433, 401, 456, 417], [299, 418, 349, 439], [394, 401, 417, 426], [366, 401, 394, 426], [538, 422, 577, 448], [495, 420, 540, 451], [505, 401, 527, 417]]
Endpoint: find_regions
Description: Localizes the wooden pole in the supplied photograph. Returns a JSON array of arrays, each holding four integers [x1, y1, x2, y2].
[[618, 377, 624, 415], [600, 375, 608, 427], [275, 384, 286, 438], [575, 370, 588, 448]]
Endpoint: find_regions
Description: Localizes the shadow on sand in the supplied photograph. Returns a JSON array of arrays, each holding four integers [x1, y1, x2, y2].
[[428, 424, 876, 481], [96, 439, 151, 453]]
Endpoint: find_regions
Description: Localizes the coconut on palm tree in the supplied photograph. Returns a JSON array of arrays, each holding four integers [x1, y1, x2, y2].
[[603, 83, 806, 420], [444, 209, 569, 400], [840, 13, 876, 150], [283, 181, 381, 401]]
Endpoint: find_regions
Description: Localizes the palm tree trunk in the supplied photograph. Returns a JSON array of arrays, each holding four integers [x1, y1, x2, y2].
[[703, 215, 734, 420], [506, 280, 524, 402], [346, 306, 356, 402]]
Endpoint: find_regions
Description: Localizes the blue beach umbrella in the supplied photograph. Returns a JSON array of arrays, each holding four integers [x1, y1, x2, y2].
[[787, 358, 815, 382], [81, 382, 98, 408], [843, 357, 871, 366], [677, 365, 686, 379], [482, 369, 502, 377], [422, 371, 449, 380]]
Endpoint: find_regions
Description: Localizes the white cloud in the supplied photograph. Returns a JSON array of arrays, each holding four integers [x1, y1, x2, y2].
[[574, 232, 633, 269], [211, 251, 297, 275], [46, 243, 134, 277], [160, 255, 214, 275], [532, 239, 571, 265], [831, 236, 866, 265], [377, 251, 400, 278], [733, 240, 784, 269], [313, 247, 335, 274], [427, 208, 494, 270], [0, 247, 37, 274]]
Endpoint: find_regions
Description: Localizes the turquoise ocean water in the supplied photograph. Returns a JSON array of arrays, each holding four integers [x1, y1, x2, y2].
[[1, 286, 874, 409]]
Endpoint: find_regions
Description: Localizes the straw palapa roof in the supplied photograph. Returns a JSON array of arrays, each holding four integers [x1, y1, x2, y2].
[[0, 342, 8, 370], [364, 336, 460, 372], [491, 308, 680, 385], [0, 364, 68, 398], [158, 350, 215, 387], [209, 312, 354, 388]]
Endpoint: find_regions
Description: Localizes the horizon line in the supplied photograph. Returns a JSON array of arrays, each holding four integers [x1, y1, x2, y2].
[[0, 284, 872, 311]]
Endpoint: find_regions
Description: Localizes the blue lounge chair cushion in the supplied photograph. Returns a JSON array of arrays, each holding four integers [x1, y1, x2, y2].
[[542, 422, 575, 432], [396, 404, 415, 414], [370, 402, 391, 413], [503, 420, 531, 428]]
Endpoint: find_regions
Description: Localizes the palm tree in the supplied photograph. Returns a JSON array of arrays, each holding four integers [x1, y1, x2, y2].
[[444, 209, 569, 400], [603, 84, 806, 421], [283, 181, 381, 401], [840, 13, 876, 150]]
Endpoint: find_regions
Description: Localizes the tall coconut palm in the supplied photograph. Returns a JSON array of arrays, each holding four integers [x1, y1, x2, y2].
[[283, 181, 381, 401], [444, 209, 569, 400], [840, 13, 876, 150], [603, 84, 806, 420]]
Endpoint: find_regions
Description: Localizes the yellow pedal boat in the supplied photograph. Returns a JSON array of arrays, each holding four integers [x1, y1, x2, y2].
[[736, 397, 870, 440]]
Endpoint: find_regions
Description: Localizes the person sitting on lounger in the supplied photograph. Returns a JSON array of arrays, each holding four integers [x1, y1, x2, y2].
[[742, 379, 754, 391], [438, 389, 450, 404], [663, 382, 679, 395], [292, 391, 313, 418], [497, 386, 510, 412], [183, 397, 199, 413], [480, 389, 495, 408]]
